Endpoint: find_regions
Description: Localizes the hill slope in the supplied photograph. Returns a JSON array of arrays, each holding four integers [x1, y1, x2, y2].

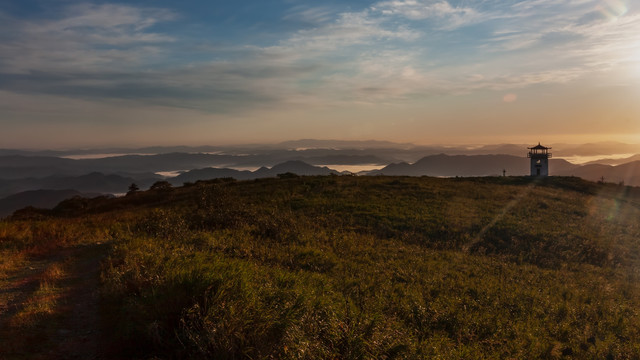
[[2, 175, 640, 358], [0, 189, 105, 217]]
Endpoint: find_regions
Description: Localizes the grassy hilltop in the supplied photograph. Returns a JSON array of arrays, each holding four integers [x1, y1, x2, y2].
[[2, 175, 640, 358]]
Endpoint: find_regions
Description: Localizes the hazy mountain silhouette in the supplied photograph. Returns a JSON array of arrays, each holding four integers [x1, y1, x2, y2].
[[256, 161, 337, 176], [275, 139, 417, 150], [367, 154, 640, 186], [0, 166, 80, 179], [296, 155, 386, 165], [557, 161, 640, 186], [370, 154, 578, 177], [0, 189, 104, 217], [2, 140, 637, 157], [172, 168, 255, 183], [0, 155, 78, 171], [584, 154, 640, 166], [0, 154, 236, 177], [172, 161, 339, 185], [1, 141, 638, 180], [2, 142, 640, 204], [0, 153, 385, 177], [552, 142, 640, 157], [0, 172, 158, 198]]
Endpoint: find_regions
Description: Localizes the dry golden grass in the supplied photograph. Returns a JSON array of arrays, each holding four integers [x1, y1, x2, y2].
[[3, 175, 640, 359], [0, 250, 25, 281]]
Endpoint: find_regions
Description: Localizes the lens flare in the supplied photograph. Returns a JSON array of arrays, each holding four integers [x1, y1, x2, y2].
[[598, 0, 628, 21], [503, 93, 518, 103]]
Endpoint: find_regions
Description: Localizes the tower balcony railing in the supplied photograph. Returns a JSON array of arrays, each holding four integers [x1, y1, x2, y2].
[[527, 152, 552, 158]]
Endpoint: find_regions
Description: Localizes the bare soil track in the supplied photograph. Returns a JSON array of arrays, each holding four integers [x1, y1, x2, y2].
[[0, 243, 109, 359]]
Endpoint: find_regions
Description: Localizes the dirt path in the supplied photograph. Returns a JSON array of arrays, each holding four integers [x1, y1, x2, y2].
[[0, 243, 109, 359], [0, 257, 53, 325]]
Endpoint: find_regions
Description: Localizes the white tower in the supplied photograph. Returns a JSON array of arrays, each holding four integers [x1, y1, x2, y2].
[[527, 143, 551, 176]]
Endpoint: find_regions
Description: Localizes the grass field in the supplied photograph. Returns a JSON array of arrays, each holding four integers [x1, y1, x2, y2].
[[2, 175, 640, 358]]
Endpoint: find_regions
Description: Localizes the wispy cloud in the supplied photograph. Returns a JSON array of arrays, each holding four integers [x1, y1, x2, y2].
[[0, 3, 176, 75], [282, 10, 419, 54], [484, 1, 640, 74], [282, 5, 336, 26], [0, 2, 422, 112], [1, 0, 639, 115], [372, 0, 483, 29]]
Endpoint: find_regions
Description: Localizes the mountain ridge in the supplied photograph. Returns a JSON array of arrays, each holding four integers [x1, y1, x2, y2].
[[0, 189, 106, 217]]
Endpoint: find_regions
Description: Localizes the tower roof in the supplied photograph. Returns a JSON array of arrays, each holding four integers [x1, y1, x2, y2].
[[528, 142, 551, 150]]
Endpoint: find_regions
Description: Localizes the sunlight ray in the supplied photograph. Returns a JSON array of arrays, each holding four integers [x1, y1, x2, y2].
[[463, 180, 537, 251]]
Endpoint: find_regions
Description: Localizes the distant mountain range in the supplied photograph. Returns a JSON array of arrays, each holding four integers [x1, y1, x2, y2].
[[584, 154, 640, 166], [550, 142, 640, 157], [2, 140, 640, 217], [4, 149, 638, 181], [368, 154, 578, 177], [556, 161, 640, 185], [0, 172, 159, 199], [171, 161, 339, 184], [0, 161, 343, 217], [0, 153, 389, 178], [2, 140, 638, 173]]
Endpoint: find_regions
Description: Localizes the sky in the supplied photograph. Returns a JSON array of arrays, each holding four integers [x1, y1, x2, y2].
[[1, 0, 639, 149]]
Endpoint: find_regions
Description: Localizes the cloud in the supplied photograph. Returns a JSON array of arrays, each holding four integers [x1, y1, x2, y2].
[[1, 0, 639, 118], [0, 2, 424, 113], [372, 0, 483, 29], [0, 3, 176, 75], [282, 5, 335, 26], [282, 10, 419, 54], [52, 3, 175, 33], [561, 12, 640, 67]]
